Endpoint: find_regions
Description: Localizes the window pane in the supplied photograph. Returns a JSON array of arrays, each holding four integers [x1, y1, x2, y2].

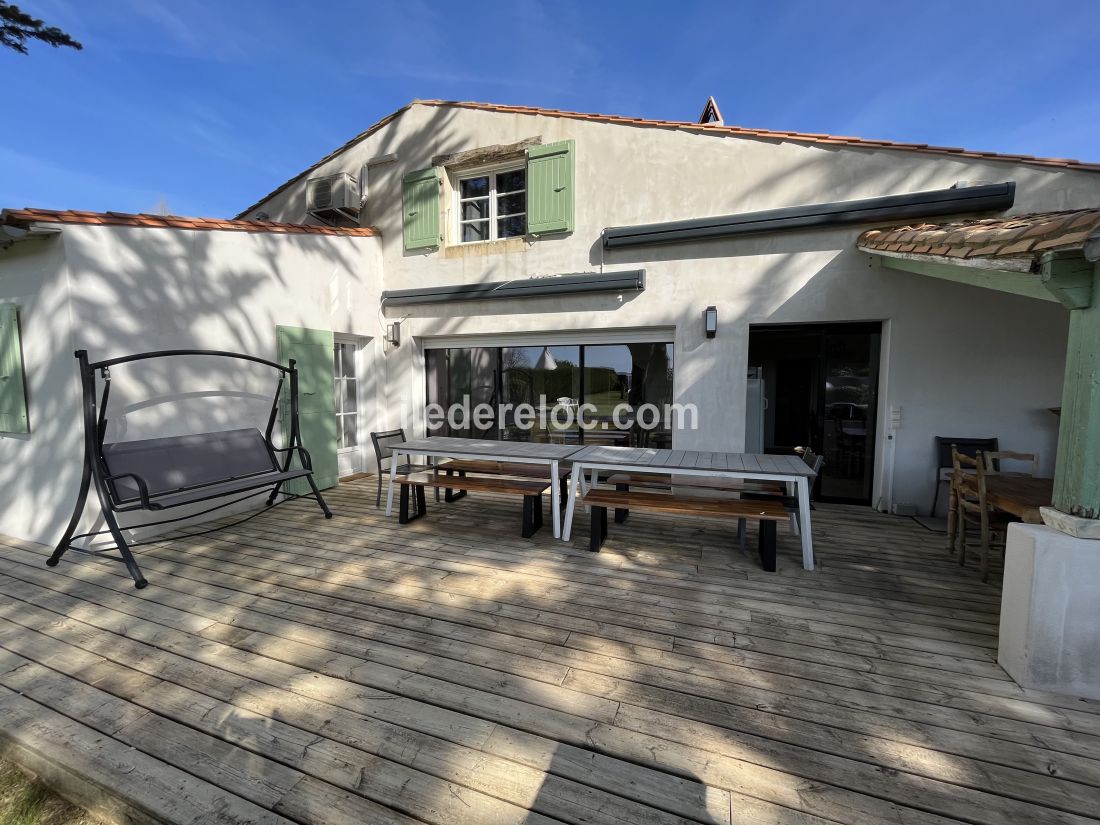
[[343, 379, 356, 412], [341, 344, 356, 377], [496, 169, 525, 193], [500, 345, 579, 443], [583, 343, 674, 447], [461, 199, 489, 221], [460, 176, 489, 198], [462, 221, 489, 242], [497, 192, 526, 216], [498, 215, 526, 238], [342, 414, 357, 448]]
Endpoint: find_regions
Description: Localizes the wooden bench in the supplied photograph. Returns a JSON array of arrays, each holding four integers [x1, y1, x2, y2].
[[438, 459, 570, 507], [605, 472, 789, 524], [581, 488, 790, 571], [393, 472, 551, 537]]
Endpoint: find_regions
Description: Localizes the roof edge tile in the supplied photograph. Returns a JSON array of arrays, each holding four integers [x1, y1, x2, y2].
[[1, 208, 379, 238]]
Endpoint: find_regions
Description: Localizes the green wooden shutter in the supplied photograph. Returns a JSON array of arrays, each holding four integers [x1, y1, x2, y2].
[[0, 304, 30, 434], [276, 325, 338, 494], [526, 139, 575, 235], [402, 167, 441, 250]]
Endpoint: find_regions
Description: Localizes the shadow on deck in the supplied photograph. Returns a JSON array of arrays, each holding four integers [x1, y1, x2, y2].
[[0, 478, 1097, 825]]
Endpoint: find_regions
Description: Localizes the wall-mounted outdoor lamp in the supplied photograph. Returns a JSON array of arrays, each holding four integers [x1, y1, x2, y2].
[[385, 321, 401, 348], [703, 306, 718, 339]]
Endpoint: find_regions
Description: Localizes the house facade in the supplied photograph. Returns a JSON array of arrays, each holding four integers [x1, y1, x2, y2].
[[3, 99, 1100, 546], [241, 100, 1100, 513]]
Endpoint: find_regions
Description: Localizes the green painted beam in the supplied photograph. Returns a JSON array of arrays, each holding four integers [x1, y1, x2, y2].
[[877, 255, 1057, 303], [1053, 262, 1100, 519], [1040, 250, 1094, 309]]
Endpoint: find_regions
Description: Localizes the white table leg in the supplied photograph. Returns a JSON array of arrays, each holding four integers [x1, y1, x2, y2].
[[797, 476, 814, 570], [562, 465, 581, 542], [550, 459, 561, 538], [785, 480, 800, 535], [385, 449, 401, 516]]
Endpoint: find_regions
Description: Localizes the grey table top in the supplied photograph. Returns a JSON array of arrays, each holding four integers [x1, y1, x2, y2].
[[566, 445, 815, 477], [397, 436, 582, 461]]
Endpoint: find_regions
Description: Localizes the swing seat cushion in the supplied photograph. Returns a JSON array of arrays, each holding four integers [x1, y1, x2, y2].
[[102, 427, 310, 509]]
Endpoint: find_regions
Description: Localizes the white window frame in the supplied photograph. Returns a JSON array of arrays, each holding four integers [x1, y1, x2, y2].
[[333, 336, 366, 475], [453, 161, 527, 244]]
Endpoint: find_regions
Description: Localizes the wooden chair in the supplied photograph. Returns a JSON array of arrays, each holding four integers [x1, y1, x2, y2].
[[953, 450, 1016, 582], [983, 450, 1039, 477], [932, 436, 998, 517], [946, 448, 977, 558]]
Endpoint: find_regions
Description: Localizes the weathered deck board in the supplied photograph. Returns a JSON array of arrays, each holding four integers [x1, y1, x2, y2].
[[0, 478, 1098, 825]]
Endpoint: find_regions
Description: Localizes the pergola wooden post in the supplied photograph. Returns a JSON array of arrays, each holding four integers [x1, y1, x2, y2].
[[1047, 253, 1100, 522]]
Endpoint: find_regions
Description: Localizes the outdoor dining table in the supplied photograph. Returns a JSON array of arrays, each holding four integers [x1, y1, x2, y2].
[[561, 445, 818, 570], [983, 475, 1055, 524], [384, 436, 581, 538]]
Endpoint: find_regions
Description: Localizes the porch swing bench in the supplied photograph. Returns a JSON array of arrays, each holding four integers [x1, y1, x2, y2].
[[49, 349, 333, 589]]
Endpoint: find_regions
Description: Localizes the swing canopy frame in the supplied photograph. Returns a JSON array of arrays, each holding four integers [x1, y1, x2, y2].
[[49, 348, 333, 588]]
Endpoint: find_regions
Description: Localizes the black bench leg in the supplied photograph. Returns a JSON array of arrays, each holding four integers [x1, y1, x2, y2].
[[614, 483, 629, 523], [399, 485, 427, 523], [400, 485, 428, 524], [737, 518, 748, 552], [559, 477, 569, 510], [305, 474, 333, 519], [522, 494, 543, 538], [590, 505, 608, 552], [758, 521, 777, 572], [445, 469, 468, 503]]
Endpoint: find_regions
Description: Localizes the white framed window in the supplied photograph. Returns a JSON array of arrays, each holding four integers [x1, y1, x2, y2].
[[333, 339, 360, 452], [455, 164, 526, 243]]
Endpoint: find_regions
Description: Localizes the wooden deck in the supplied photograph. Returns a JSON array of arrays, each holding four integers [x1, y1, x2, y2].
[[1, 478, 1098, 825]]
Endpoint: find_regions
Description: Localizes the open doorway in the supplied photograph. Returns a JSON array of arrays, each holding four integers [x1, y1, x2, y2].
[[748, 323, 881, 504]]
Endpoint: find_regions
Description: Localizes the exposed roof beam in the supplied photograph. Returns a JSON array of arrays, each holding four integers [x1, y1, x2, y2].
[[0, 224, 60, 249], [1085, 234, 1100, 262], [870, 251, 1057, 303]]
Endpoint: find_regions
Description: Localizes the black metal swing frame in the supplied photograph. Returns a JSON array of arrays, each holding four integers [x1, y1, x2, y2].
[[49, 349, 333, 588]]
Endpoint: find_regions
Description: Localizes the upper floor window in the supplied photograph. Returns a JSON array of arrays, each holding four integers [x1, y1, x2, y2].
[[456, 166, 526, 243]]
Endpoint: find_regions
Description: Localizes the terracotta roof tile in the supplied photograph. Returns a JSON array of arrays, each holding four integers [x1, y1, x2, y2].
[[1, 208, 379, 238], [234, 99, 1100, 220], [857, 209, 1100, 261]]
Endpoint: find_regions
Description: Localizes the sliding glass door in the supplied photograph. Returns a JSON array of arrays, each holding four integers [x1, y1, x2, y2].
[[748, 323, 880, 504]]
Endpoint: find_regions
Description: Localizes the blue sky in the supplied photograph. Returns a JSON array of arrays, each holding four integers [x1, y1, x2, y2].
[[3, 0, 1098, 218]]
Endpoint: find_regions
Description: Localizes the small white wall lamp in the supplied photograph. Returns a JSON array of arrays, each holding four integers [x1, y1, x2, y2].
[[385, 321, 401, 348], [703, 306, 718, 339]]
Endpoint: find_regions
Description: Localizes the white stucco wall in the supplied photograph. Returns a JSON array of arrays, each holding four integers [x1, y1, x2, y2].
[[0, 224, 382, 544], [244, 103, 1096, 512]]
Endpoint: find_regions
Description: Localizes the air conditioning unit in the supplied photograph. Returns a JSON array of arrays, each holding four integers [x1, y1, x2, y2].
[[306, 172, 360, 224]]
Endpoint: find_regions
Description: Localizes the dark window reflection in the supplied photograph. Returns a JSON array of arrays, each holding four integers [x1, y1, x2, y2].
[[425, 342, 673, 446]]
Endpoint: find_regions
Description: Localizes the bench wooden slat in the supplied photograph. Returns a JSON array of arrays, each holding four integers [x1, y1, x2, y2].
[[439, 460, 570, 479], [606, 472, 786, 495], [395, 473, 550, 497], [582, 489, 789, 520], [582, 488, 784, 569]]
